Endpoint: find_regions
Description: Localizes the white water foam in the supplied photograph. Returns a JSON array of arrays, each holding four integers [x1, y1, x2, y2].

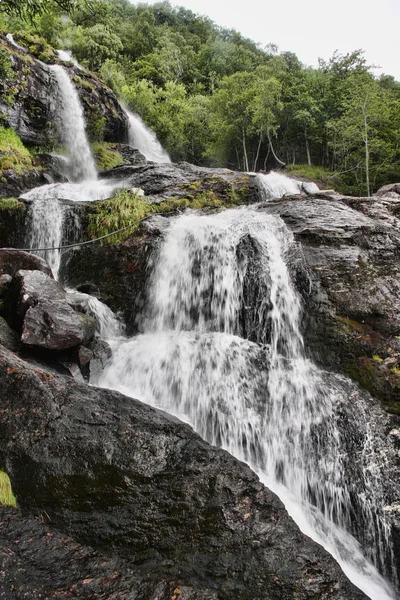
[[126, 109, 171, 163], [98, 206, 397, 599]]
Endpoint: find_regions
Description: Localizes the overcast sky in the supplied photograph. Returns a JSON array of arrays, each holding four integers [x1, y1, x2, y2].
[[137, 0, 400, 80]]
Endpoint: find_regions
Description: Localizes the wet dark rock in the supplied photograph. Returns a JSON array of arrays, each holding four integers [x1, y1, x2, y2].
[[86, 338, 112, 382], [68, 68, 128, 144], [62, 228, 153, 335], [0, 248, 52, 277], [0, 200, 27, 248], [111, 143, 147, 165], [0, 315, 19, 351], [0, 344, 366, 600], [13, 270, 96, 350], [260, 197, 400, 409], [0, 40, 57, 147], [100, 161, 259, 203], [0, 506, 218, 600], [0, 167, 45, 199]]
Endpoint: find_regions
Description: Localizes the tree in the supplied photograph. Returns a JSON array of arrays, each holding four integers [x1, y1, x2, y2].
[[327, 74, 399, 194], [71, 23, 123, 71], [0, 0, 87, 18]]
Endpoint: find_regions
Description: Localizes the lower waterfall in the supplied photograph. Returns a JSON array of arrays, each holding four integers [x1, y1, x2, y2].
[[98, 205, 397, 600], [22, 179, 131, 279]]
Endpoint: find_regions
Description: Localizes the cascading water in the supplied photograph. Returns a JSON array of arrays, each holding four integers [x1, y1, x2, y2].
[[98, 203, 398, 600], [50, 65, 97, 182], [126, 109, 171, 163], [259, 170, 307, 199]]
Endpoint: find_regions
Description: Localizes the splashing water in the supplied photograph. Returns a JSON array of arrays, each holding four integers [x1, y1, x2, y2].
[[126, 109, 171, 163], [99, 206, 397, 599], [50, 65, 97, 182]]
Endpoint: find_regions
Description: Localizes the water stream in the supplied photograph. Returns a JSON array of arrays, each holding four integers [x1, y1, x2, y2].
[[98, 201, 397, 599]]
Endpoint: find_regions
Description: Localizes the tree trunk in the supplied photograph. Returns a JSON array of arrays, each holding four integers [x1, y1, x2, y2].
[[242, 128, 249, 172], [362, 104, 370, 196], [267, 131, 285, 167], [305, 130, 311, 166], [253, 134, 263, 171], [263, 146, 271, 170]]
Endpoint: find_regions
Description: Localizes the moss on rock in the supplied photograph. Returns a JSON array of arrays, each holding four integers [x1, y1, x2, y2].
[[0, 127, 33, 177], [91, 142, 124, 171]]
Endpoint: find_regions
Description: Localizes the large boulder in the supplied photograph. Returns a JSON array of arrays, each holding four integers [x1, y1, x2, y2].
[[0, 506, 217, 600], [12, 269, 95, 350], [0, 344, 366, 600], [0, 249, 52, 278], [100, 161, 259, 203]]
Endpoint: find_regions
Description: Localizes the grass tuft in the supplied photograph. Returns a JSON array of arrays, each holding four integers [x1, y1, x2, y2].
[[0, 471, 16, 506], [0, 126, 33, 177]]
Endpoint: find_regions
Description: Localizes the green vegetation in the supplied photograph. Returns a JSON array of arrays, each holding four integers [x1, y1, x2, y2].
[[1, 0, 400, 194], [13, 30, 56, 62], [86, 184, 246, 244], [91, 142, 124, 171], [87, 189, 151, 243], [0, 471, 16, 506], [0, 46, 14, 80], [0, 126, 33, 177]]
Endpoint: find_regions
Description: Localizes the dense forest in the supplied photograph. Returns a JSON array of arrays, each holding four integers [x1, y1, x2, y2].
[[1, 0, 400, 194]]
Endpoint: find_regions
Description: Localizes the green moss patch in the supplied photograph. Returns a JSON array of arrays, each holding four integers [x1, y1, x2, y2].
[[87, 190, 151, 244], [92, 142, 124, 171], [0, 471, 16, 506], [0, 127, 33, 177]]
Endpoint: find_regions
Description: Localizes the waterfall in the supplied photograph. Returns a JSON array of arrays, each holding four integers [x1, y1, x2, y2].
[[126, 109, 171, 163], [98, 205, 397, 600], [50, 64, 97, 182], [26, 196, 66, 279]]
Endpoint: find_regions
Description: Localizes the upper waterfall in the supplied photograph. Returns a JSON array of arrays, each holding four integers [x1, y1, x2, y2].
[[258, 171, 309, 199], [126, 109, 171, 163], [50, 65, 97, 182]]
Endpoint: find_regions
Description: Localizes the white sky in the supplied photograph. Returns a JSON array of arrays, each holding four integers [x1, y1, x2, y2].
[[136, 0, 400, 80]]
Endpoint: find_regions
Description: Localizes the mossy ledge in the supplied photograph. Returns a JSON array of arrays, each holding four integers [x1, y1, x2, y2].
[[82, 183, 251, 245]]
